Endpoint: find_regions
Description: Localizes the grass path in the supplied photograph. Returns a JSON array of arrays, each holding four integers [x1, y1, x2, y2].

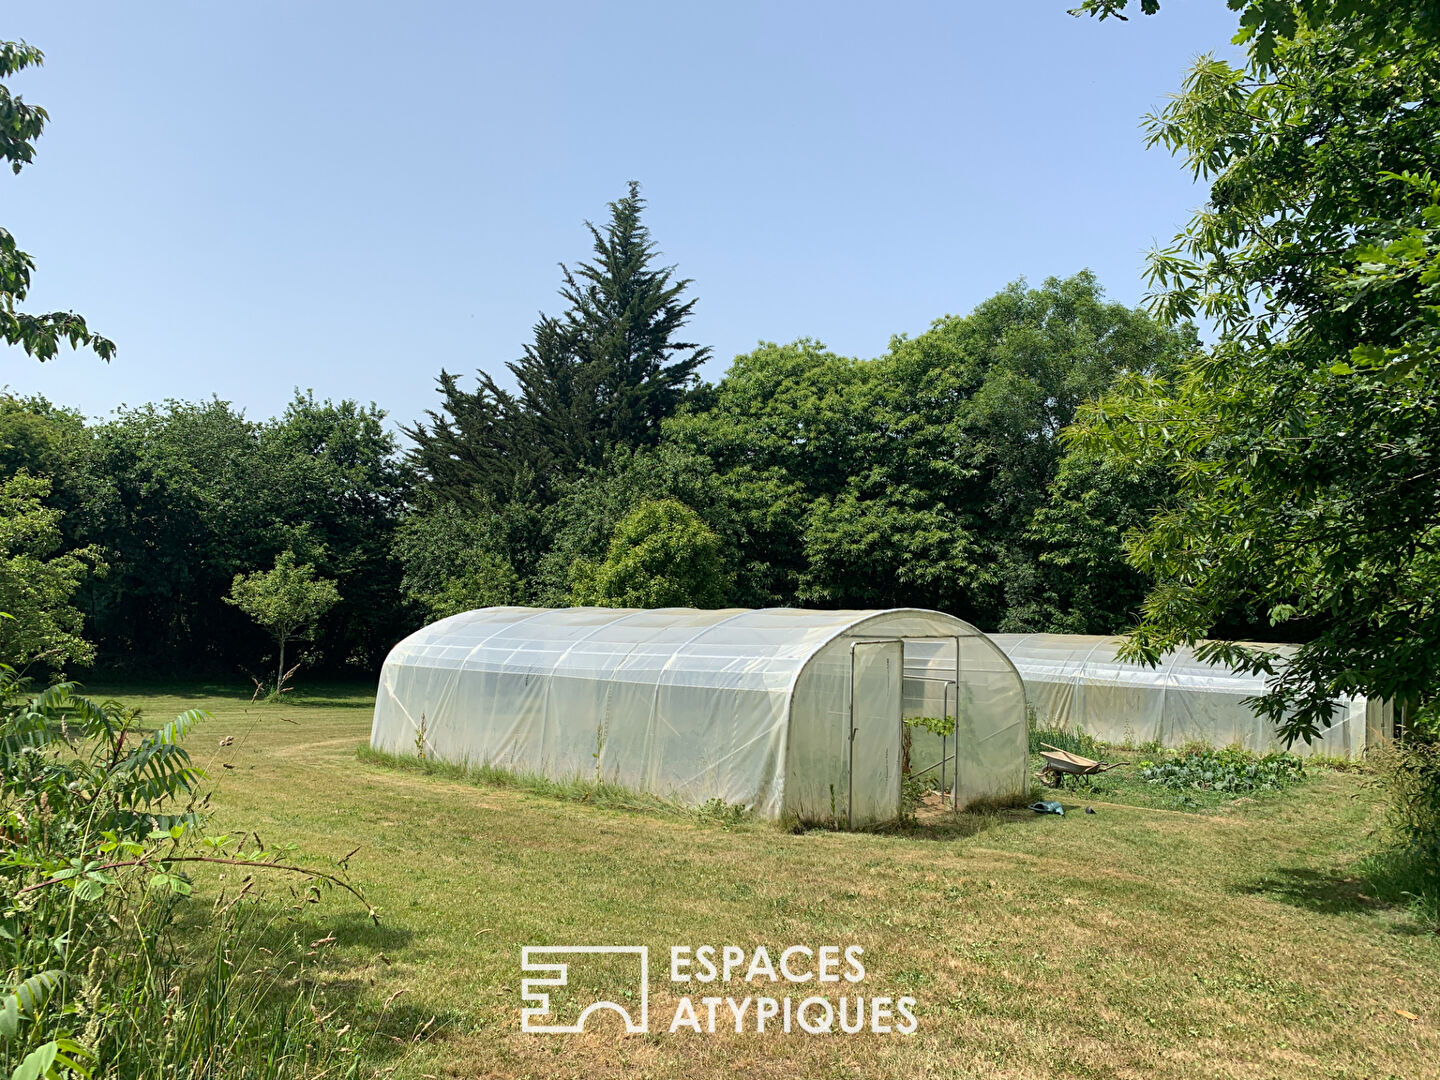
[[92, 680, 1440, 1080]]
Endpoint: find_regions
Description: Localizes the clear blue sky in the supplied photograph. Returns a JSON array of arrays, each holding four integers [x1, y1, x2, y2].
[[3, 0, 1239, 430]]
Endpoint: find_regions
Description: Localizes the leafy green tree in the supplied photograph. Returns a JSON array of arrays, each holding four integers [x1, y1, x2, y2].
[[225, 551, 340, 697], [662, 276, 1191, 625], [65, 394, 405, 673], [1071, 0, 1440, 67], [0, 472, 102, 670], [1072, 4, 1440, 739], [0, 394, 87, 485], [1, 41, 113, 362], [392, 505, 523, 622], [407, 183, 707, 505], [569, 498, 731, 609], [532, 441, 752, 606], [262, 392, 410, 667], [1003, 450, 1174, 633]]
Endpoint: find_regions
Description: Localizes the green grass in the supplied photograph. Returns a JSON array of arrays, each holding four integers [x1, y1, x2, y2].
[[82, 679, 1440, 1079]]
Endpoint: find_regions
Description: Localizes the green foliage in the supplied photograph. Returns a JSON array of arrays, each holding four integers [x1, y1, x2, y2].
[[530, 442, 748, 606], [399, 273, 1184, 627], [0, 40, 114, 362], [393, 501, 527, 621], [406, 182, 707, 507], [0, 665, 367, 1076], [660, 276, 1191, 625], [226, 551, 340, 696], [569, 498, 730, 609], [1072, 11, 1440, 742], [659, 338, 858, 607], [905, 715, 956, 738], [1138, 747, 1305, 794], [1028, 725, 1106, 761], [26, 393, 408, 674], [899, 773, 935, 819], [1005, 449, 1174, 633], [0, 397, 87, 492], [1362, 739, 1440, 930], [1070, 0, 1440, 68], [0, 474, 102, 672]]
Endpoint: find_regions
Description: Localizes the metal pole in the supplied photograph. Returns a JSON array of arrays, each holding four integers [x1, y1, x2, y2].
[[847, 655, 855, 829], [952, 635, 961, 811], [944, 681, 953, 807]]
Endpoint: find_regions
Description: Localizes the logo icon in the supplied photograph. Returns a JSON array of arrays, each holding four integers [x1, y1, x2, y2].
[[520, 946, 650, 1034]]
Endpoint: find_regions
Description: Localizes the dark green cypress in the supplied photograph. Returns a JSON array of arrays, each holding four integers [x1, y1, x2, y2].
[[407, 182, 707, 505]]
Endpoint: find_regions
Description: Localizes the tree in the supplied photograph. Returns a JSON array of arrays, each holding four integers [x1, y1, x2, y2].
[[1003, 449, 1174, 633], [532, 441, 752, 606], [1071, 0, 1440, 67], [403, 370, 538, 509], [55, 394, 405, 674], [407, 183, 708, 505], [392, 505, 523, 622], [1, 41, 113, 362], [533, 181, 710, 470], [1071, 4, 1440, 740], [225, 551, 340, 697], [569, 498, 730, 609], [660, 276, 1192, 625], [0, 472, 102, 670], [262, 392, 410, 668]]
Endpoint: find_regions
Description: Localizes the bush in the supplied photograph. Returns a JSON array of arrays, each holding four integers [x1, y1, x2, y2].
[[569, 498, 731, 608], [1, 672, 371, 1077], [1138, 746, 1305, 794], [1363, 740, 1440, 930]]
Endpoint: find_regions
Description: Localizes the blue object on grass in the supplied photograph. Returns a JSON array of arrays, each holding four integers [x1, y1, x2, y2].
[[1028, 801, 1064, 816]]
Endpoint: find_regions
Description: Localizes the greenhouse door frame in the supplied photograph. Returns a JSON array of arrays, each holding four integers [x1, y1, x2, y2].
[[847, 634, 964, 826], [902, 635, 964, 810], [849, 639, 903, 828]]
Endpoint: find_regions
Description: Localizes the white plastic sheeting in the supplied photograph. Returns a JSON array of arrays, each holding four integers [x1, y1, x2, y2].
[[991, 634, 1391, 759], [370, 607, 1028, 825]]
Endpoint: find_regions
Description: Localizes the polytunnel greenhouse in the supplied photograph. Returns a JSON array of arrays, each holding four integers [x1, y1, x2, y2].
[[991, 634, 1393, 759], [370, 607, 1029, 826]]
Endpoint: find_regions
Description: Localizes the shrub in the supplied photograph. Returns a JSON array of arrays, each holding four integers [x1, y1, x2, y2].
[[1363, 739, 1440, 930], [1, 670, 370, 1077], [569, 498, 731, 608]]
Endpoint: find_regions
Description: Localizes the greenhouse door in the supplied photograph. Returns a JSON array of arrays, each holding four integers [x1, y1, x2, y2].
[[849, 640, 903, 827]]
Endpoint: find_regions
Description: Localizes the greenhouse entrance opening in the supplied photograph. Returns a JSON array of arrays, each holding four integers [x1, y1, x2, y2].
[[848, 634, 964, 826]]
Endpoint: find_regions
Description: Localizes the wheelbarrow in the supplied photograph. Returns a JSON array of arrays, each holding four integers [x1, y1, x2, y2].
[[1037, 744, 1128, 788]]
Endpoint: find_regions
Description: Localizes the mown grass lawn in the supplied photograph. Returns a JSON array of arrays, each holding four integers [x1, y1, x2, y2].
[[87, 680, 1440, 1080]]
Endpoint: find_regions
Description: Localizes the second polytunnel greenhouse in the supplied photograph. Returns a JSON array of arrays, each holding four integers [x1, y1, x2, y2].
[[370, 606, 1029, 826], [991, 633, 1393, 759]]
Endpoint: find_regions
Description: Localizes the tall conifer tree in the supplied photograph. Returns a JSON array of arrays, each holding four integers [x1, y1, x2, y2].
[[408, 182, 707, 503]]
